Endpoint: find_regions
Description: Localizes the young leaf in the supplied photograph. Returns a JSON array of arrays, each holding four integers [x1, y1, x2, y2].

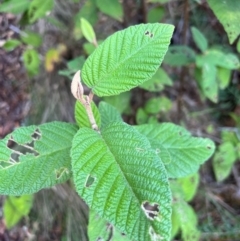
[[80, 18, 97, 44], [21, 31, 43, 48], [217, 67, 231, 89], [191, 26, 208, 52], [173, 200, 200, 241], [135, 123, 215, 178], [213, 142, 237, 182], [207, 0, 240, 44], [163, 45, 196, 66], [23, 49, 40, 77], [81, 23, 174, 97], [75, 100, 101, 128], [71, 122, 171, 241], [96, 0, 123, 21], [28, 0, 54, 23], [144, 96, 172, 114], [0, 122, 78, 195], [177, 173, 200, 202], [140, 67, 173, 92], [3, 195, 33, 229], [98, 101, 122, 129], [136, 108, 149, 125], [3, 39, 22, 51], [0, 0, 30, 14]]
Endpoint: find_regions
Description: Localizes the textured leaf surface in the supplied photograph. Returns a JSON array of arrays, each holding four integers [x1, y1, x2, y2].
[[207, 0, 240, 44], [191, 26, 208, 52], [135, 123, 215, 178], [81, 23, 174, 97], [75, 100, 101, 128], [88, 210, 131, 241], [71, 122, 171, 241], [3, 195, 33, 228], [0, 122, 77, 195], [98, 101, 122, 129]]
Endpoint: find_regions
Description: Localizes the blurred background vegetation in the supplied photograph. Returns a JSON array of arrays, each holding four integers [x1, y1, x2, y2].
[[0, 0, 240, 240]]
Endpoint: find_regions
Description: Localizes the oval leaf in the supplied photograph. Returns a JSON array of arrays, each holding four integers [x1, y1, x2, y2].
[[71, 122, 171, 241], [135, 123, 215, 178], [81, 23, 174, 97], [0, 122, 78, 195]]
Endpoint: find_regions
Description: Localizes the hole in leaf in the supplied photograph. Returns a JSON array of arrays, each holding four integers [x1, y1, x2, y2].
[[207, 145, 212, 149], [55, 167, 69, 180], [141, 201, 160, 221], [179, 131, 182, 136], [155, 149, 160, 154], [145, 30, 150, 35], [31, 128, 41, 140], [85, 174, 95, 188], [149, 226, 163, 240], [150, 33, 154, 38]]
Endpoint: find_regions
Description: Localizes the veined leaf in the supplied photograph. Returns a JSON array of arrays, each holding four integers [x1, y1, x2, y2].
[[88, 210, 131, 241], [191, 26, 208, 52], [0, 122, 77, 195], [75, 100, 101, 128], [3, 195, 33, 229], [28, 0, 54, 23], [0, 0, 30, 14], [71, 122, 171, 241], [207, 0, 240, 44], [98, 101, 122, 129], [135, 123, 215, 178], [81, 23, 174, 97]]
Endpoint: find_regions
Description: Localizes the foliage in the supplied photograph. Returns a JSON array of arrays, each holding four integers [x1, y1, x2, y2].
[[0, 22, 216, 241]]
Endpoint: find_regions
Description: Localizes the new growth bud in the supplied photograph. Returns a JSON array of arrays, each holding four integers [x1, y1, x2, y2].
[[71, 70, 84, 100]]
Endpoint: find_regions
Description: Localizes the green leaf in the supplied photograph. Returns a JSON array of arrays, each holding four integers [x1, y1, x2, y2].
[[196, 49, 240, 69], [23, 49, 40, 77], [103, 91, 131, 114], [0, 0, 30, 14], [3, 195, 33, 229], [96, 0, 123, 21], [163, 45, 196, 66], [177, 173, 200, 202], [88, 210, 131, 241], [98, 101, 122, 129], [75, 100, 101, 128], [191, 26, 208, 52], [237, 38, 240, 53], [3, 39, 22, 51], [74, 0, 98, 39], [28, 0, 54, 23], [21, 31, 43, 47], [140, 68, 173, 92], [0, 122, 78, 195], [144, 97, 172, 114], [136, 108, 149, 125], [207, 0, 240, 44], [81, 23, 174, 97], [217, 67, 231, 89], [200, 63, 218, 103], [80, 18, 96, 44], [135, 123, 215, 178], [147, 6, 165, 23], [213, 142, 237, 182], [71, 122, 171, 241], [173, 201, 200, 241]]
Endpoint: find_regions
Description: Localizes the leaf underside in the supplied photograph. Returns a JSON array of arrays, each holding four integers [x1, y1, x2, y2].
[[135, 123, 215, 178], [71, 122, 171, 241], [81, 23, 174, 97], [0, 122, 77, 195]]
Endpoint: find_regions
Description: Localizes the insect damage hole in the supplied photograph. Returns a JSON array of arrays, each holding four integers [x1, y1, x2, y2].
[[149, 226, 164, 241], [85, 174, 96, 188], [141, 201, 161, 221]]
